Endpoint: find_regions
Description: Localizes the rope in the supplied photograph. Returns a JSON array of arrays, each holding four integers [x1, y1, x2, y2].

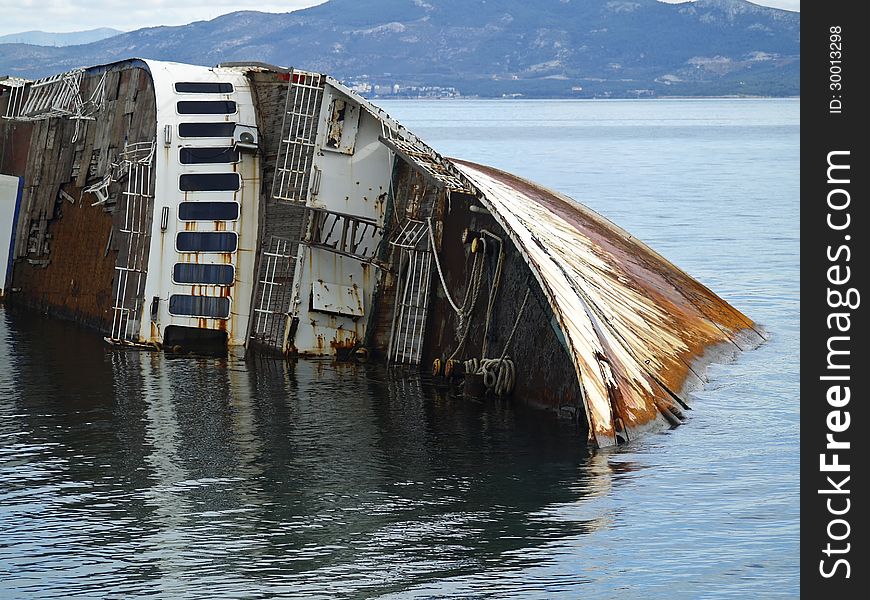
[[427, 217, 462, 313], [480, 230, 504, 358], [458, 288, 529, 396], [497, 287, 530, 363], [426, 216, 489, 362], [464, 357, 516, 396], [448, 248, 486, 362]]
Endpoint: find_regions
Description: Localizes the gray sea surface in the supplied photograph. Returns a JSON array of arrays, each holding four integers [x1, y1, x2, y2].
[[0, 98, 799, 598]]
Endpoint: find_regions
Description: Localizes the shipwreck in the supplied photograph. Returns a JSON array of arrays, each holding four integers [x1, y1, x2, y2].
[[0, 59, 764, 447]]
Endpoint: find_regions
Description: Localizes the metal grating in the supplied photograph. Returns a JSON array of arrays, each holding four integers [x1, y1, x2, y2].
[[251, 236, 296, 350], [271, 69, 325, 203], [390, 218, 428, 250], [379, 136, 474, 194]]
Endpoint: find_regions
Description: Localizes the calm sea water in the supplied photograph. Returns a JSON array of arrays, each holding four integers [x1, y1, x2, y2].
[[0, 99, 799, 598]]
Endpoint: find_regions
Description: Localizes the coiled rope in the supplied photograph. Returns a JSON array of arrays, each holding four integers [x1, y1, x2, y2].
[[464, 357, 516, 397], [463, 287, 531, 396]]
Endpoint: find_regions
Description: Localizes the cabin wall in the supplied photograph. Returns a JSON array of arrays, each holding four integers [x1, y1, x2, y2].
[[0, 66, 157, 331], [285, 85, 393, 356], [140, 61, 260, 348]]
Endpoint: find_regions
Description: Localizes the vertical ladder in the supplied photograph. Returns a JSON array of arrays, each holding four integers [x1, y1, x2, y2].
[[251, 236, 296, 350], [108, 141, 155, 344], [388, 220, 433, 365], [271, 69, 324, 203]]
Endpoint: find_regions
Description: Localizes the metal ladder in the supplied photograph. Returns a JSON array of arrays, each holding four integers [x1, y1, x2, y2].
[[388, 220, 433, 365], [271, 69, 324, 203], [1, 77, 29, 120], [251, 236, 296, 350], [107, 141, 155, 344]]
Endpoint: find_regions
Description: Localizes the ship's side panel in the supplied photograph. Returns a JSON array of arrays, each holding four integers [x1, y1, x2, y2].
[[417, 190, 588, 425], [142, 61, 260, 347], [455, 160, 765, 447], [284, 83, 393, 355], [0, 65, 157, 332], [0, 174, 22, 298]]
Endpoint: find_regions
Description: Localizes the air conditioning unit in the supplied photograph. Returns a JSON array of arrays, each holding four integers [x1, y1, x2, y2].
[[233, 124, 259, 151]]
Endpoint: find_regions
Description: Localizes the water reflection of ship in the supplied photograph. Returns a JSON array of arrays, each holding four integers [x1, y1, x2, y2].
[[121, 351, 619, 584], [3, 310, 622, 591]]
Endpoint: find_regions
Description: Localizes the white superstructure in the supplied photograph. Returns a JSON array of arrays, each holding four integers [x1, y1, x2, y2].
[[140, 61, 260, 346]]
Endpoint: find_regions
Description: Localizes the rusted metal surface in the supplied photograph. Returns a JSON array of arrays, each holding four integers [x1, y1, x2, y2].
[[419, 188, 586, 425], [10, 182, 117, 329], [284, 82, 393, 357], [327, 76, 473, 194], [454, 160, 764, 447]]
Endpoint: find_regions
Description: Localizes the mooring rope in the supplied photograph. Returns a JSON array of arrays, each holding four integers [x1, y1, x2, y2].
[[479, 230, 504, 359], [427, 217, 462, 313]]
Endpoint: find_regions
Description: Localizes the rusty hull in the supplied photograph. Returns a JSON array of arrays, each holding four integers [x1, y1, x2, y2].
[[453, 160, 764, 448], [420, 189, 586, 425]]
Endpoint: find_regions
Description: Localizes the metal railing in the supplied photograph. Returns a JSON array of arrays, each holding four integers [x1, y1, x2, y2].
[[299, 206, 383, 262]]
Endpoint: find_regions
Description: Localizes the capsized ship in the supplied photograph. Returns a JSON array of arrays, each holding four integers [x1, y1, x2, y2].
[[0, 59, 764, 447]]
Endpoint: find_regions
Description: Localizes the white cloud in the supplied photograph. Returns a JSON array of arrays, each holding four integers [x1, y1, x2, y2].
[[0, 0, 327, 36]]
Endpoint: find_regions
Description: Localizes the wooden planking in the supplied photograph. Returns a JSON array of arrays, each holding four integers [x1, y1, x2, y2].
[[1, 63, 158, 332]]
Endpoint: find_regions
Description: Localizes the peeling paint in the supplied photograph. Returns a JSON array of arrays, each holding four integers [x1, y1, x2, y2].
[[454, 160, 765, 447]]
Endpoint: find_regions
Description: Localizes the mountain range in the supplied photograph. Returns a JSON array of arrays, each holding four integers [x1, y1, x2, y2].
[[0, 0, 800, 98], [0, 28, 122, 47]]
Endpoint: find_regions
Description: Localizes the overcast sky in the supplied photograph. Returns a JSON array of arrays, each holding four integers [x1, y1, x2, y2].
[[0, 0, 800, 37]]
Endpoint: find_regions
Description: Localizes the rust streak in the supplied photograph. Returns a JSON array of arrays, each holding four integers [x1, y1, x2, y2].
[[454, 159, 764, 447]]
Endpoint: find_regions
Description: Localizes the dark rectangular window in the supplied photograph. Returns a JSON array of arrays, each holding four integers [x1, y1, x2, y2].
[[179, 173, 240, 192], [178, 122, 236, 138], [173, 263, 235, 285], [179, 147, 238, 164], [177, 100, 236, 114], [177, 232, 237, 252], [175, 82, 234, 94], [178, 202, 239, 221], [169, 295, 230, 319]]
